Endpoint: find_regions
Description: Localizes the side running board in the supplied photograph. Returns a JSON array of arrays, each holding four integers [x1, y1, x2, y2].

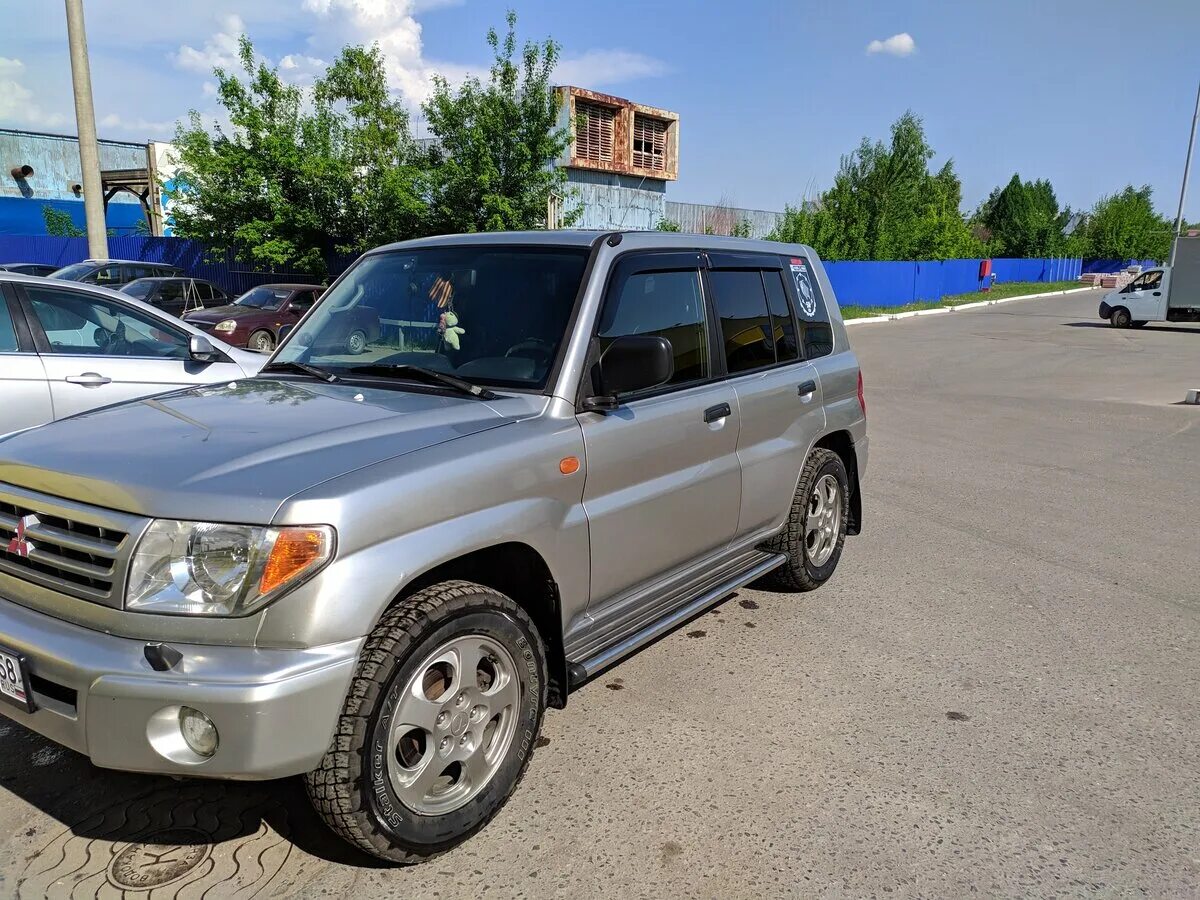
[[567, 550, 786, 687]]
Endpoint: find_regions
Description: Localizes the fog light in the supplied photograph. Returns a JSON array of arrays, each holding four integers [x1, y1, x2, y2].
[[179, 707, 218, 757]]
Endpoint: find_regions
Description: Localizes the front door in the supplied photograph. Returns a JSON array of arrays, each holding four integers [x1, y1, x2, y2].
[[578, 253, 741, 607], [18, 283, 242, 419], [1121, 269, 1169, 321], [0, 287, 53, 434]]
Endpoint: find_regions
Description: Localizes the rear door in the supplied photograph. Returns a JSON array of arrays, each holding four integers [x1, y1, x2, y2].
[[578, 252, 741, 606], [0, 284, 53, 434], [17, 283, 243, 418], [707, 254, 825, 538]]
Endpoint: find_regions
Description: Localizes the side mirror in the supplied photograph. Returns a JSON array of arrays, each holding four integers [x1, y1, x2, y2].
[[277, 323, 295, 342], [189, 334, 219, 361], [583, 335, 674, 412]]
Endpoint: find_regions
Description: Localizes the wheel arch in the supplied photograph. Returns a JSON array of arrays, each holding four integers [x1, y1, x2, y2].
[[813, 430, 861, 535], [396, 542, 569, 709]]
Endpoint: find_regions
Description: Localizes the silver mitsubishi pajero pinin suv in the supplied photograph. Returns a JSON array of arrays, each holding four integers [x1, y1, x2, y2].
[[0, 231, 866, 862]]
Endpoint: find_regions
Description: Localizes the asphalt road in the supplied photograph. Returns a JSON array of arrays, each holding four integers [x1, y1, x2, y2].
[[1, 289, 1197, 898]]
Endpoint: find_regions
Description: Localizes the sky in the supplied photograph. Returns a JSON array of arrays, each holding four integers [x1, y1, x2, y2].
[[2, 0, 1198, 220]]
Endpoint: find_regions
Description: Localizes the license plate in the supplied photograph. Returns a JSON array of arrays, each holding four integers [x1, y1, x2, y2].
[[0, 647, 33, 712]]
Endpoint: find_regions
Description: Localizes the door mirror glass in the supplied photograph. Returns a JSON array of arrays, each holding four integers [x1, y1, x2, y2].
[[595, 334, 674, 399], [189, 334, 218, 361]]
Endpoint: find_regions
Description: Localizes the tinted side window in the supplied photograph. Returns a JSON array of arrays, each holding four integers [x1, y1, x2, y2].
[[0, 299, 18, 352], [786, 257, 834, 359], [290, 290, 317, 313], [195, 282, 214, 300], [763, 271, 798, 362], [598, 269, 708, 386], [158, 281, 185, 303], [708, 270, 775, 374], [25, 286, 190, 359]]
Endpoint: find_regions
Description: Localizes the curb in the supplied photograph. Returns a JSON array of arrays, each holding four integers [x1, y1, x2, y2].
[[844, 286, 1095, 326]]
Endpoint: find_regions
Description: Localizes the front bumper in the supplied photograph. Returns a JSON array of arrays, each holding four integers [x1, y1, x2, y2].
[[0, 596, 361, 779], [1099, 301, 1112, 318]]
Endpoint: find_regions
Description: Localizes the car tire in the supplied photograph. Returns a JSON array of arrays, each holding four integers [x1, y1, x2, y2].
[[1110, 307, 1132, 328], [347, 330, 367, 355], [305, 580, 547, 863], [757, 448, 850, 592], [249, 329, 275, 352]]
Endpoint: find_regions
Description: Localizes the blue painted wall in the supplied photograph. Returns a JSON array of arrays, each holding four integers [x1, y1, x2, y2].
[[1, 129, 149, 236]]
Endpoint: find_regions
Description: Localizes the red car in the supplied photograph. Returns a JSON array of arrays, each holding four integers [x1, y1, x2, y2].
[[183, 283, 322, 352]]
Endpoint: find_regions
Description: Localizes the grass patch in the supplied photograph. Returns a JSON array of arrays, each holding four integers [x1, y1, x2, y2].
[[841, 281, 1083, 319]]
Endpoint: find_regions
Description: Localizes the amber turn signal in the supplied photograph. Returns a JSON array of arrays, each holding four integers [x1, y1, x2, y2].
[[559, 456, 580, 475], [259, 527, 333, 595]]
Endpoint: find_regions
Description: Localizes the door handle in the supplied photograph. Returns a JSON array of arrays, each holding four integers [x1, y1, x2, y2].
[[797, 380, 817, 397], [66, 372, 112, 387], [703, 402, 731, 423], [1152, 291, 1162, 296]]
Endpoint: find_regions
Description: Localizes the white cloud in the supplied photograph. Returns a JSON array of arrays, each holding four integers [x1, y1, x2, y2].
[[866, 33, 916, 57], [98, 112, 179, 137], [554, 50, 668, 88], [0, 57, 67, 128], [175, 14, 246, 73]]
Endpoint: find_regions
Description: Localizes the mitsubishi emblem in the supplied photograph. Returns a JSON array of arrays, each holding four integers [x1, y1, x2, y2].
[[5, 515, 37, 559]]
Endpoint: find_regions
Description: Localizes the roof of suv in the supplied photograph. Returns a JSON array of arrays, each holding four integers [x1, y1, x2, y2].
[[370, 230, 816, 258]]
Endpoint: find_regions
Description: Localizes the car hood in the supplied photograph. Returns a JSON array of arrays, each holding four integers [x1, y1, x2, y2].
[[185, 304, 262, 324], [0, 379, 518, 522]]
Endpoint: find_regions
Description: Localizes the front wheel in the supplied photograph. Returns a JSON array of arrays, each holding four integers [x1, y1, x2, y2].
[[1109, 307, 1132, 328], [346, 329, 367, 355], [306, 581, 547, 863], [248, 329, 275, 352], [757, 448, 850, 592]]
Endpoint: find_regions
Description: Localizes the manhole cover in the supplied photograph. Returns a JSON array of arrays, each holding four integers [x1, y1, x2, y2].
[[107, 827, 211, 889]]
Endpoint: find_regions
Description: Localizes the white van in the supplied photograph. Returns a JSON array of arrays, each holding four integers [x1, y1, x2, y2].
[[1099, 236, 1200, 327]]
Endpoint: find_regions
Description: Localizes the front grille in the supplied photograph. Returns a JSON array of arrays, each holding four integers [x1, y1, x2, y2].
[[0, 483, 147, 606]]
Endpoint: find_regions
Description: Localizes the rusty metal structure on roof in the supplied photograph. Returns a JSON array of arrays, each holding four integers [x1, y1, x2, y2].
[[556, 86, 680, 182]]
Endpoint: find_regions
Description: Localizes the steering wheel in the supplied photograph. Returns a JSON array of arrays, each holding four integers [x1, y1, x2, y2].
[[505, 338, 552, 364]]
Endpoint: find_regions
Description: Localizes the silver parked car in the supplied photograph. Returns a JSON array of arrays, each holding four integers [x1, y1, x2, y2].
[[0, 232, 867, 862], [1, 273, 266, 435]]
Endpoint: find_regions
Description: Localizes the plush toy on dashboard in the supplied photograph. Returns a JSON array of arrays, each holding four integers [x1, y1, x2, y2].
[[438, 310, 465, 350]]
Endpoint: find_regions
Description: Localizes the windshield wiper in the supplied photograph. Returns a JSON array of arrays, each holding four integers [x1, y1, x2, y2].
[[346, 364, 497, 400], [260, 360, 340, 383]]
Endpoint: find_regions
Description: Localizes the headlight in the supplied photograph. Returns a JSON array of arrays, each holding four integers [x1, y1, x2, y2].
[[213, 319, 237, 333], [127, 520, 334, 616]]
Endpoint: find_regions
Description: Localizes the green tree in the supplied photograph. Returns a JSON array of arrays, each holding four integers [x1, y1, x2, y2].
[[42, 206, 84, 237], [654, 217, 682, 232], [975, 174, 1069, 257], [768, 112, 981, 260], [1075, 185, 1172, 261], [422, 11, 575, 233], [168, 38, 422, 275]]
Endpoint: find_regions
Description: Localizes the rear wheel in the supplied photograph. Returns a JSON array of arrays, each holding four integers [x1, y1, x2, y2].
[[758, 448, 850, 592], [1109, 307, 1132, 328], [347, 329, 367, 354], [306, 581, 547, 863], [249, 329, 275, 352]]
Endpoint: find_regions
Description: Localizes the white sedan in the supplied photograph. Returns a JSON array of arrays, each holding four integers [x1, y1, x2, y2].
[[1, 272, 266, 436]]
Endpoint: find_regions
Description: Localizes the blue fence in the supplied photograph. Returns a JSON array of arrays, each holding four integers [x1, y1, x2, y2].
[[823, 257, 1083, 308], [0, 235, 324, 295], [0, 234, 1088, 309], [1081, 258, 1158, 274]]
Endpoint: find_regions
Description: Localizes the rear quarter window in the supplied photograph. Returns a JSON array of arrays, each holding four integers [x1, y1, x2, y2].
[[785, 256, 835, 359]]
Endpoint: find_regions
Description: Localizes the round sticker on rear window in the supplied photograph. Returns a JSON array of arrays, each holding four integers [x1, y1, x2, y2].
[[790, 258, 817, 318]]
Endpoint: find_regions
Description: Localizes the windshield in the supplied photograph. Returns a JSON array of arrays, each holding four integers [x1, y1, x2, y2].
[[121, 280, 155, 298], [274, 246, 589, 389], [235, 287, 291, 309], [49, 262, 96, 280]]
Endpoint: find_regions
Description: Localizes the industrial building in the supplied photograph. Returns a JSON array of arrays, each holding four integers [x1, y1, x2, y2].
[[2, 87, 781, 239]]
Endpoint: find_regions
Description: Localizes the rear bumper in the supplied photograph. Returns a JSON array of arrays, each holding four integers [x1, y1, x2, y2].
[[0, 596, 361, 779]]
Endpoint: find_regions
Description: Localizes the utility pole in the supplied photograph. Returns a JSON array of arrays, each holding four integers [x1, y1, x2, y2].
[[1169, 78, 1200, 267], [64, 0, 107, 260]]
